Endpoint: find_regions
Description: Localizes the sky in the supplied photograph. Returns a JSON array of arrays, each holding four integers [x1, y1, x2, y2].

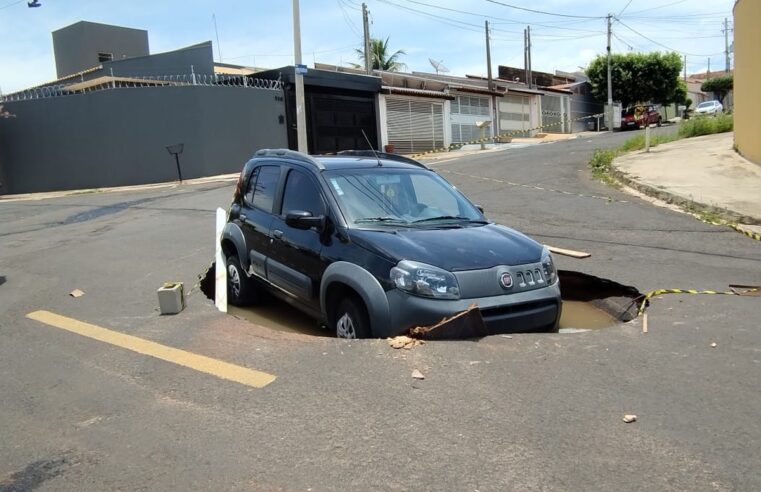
[[0, 0, 735, 94]]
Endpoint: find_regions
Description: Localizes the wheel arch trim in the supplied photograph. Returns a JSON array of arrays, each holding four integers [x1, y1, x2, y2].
[[221, 222, 249, 271], [320, 261, 391, 337]]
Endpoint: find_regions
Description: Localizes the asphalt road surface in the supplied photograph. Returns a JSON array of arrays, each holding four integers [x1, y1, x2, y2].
[[2, 129, 760, 491]]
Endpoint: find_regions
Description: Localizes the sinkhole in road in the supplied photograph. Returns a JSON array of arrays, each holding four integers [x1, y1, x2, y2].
[[199, 264, 641, 337]]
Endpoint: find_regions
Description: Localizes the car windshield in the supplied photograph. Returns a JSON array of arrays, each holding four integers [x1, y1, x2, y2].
[[324, 168, 484, 227], [697, 102, 714, 109]]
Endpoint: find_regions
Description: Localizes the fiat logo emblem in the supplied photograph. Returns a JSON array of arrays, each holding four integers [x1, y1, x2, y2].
[[500, 272, 513, 289]]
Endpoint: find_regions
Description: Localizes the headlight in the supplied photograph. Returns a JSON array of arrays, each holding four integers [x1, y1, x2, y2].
[[390, 260, 460, 299], [541, 247, 557, 285]]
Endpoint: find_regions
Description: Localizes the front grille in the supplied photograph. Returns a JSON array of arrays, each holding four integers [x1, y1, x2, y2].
[[514, 268, 546, 289], [480, 299, 557, 320]]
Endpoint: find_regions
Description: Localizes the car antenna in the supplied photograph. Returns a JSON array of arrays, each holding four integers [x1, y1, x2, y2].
[[361, 129, 382, 167]]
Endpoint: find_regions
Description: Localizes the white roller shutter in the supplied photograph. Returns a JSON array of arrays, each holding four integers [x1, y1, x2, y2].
[[386, 97, 444, 154]]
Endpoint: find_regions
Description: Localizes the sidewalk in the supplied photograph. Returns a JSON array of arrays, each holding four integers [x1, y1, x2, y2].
[[0, 173, 239, 203], [418, 131, 607, 162], [614, 132, 761, 227]]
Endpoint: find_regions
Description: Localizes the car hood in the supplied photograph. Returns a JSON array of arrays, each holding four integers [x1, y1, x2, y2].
[[349, 223, 544, 271]]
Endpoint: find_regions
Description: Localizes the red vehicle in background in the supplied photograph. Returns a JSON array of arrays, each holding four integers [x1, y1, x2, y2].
[[621, 105, 662, 130]]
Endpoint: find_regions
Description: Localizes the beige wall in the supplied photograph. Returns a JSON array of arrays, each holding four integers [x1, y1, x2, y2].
[[734, 0, 761, 164]]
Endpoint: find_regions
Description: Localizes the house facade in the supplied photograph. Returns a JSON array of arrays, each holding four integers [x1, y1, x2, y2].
[[733, 0, 760, 164], [0, 22, 288, 195]]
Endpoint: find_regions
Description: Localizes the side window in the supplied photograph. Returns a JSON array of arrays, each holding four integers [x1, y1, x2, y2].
[[281, 170, 326, 217], [244, 167, 260, 206], [244, 165, 280, 213]]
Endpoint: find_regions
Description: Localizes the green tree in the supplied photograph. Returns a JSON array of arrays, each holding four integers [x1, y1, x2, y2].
[[586, 51, 685, 107], [701, 75, 733, 104], [352, 37, 407, 72]]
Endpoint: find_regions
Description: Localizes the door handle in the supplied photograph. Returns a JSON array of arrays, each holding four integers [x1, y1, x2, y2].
[[239, 213, 247, 221], [273, 229, 284, 240]]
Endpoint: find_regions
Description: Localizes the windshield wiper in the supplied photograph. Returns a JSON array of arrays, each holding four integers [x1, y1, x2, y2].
[[355, 217, 409, 224], [413, 216, 489, 224]]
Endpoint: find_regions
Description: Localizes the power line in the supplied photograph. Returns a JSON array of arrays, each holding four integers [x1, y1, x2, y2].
[[615, 17, 725, 57], [618, 0, 634, 17], [485, 0, 606, 19], [378, 0, 523, 35], [624, 0, 689, 15], [0, 0, 24, 10], [337, 0, 363, 38], [394, 0, 605, 34]]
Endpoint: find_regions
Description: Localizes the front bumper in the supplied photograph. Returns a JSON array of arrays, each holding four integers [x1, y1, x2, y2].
[[384, 281, 562, 337]]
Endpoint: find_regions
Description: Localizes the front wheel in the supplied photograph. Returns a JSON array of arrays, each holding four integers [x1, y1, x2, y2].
[[334, 297, 372, 339], [226, 255, 257, 306], [656, 117, 662, 127]]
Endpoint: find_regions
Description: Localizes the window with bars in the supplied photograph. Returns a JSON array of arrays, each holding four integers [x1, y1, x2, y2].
[[451, 95, 489, 116]]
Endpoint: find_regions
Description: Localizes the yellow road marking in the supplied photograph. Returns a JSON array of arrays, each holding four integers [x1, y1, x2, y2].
[[26, 310, 276, 388]]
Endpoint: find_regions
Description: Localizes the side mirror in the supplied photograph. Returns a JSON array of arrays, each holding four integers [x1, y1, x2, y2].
[[476, 205, 485, 214], [285, 210, 325, 230]]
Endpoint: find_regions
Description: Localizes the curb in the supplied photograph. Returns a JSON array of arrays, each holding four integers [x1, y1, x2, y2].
[[610, 161, 761, 227]]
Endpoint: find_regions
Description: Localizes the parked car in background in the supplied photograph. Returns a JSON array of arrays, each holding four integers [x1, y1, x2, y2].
[[221, 149, 562, 339], [621, 105, 662, 130], [694, 100, 723, 116]]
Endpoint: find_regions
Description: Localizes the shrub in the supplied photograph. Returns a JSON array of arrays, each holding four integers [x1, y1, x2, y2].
[[678, 114, 733, 138]]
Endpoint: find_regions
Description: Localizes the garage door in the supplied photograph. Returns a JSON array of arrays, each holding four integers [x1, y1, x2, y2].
[[308, 93, 377, 154], [499, 94, 531, 137], [386, 97, 444, 154]]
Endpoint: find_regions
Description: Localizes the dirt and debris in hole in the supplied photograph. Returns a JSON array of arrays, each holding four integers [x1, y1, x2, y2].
[[199, 262, 643, 338]]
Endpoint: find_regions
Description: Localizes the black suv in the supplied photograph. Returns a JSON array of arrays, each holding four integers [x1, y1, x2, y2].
[[222, 149, 561, 338]]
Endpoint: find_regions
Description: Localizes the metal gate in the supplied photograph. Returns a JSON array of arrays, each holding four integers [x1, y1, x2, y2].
[[498, 94, 531, 137], [540, 93, 569, 133], [307, 92, 377, 154], [386, 97, 444, 154]]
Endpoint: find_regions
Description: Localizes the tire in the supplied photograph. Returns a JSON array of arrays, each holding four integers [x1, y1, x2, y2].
[[226, 255, 257, 306], [656, 117, 662, 127], [334, 296, 372, 339]]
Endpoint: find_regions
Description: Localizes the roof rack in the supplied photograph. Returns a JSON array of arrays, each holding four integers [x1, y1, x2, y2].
[[334, 150, 428, 169], [253, 149, 325, 170]]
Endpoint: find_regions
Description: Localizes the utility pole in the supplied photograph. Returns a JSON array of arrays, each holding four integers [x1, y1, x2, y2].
[[707, 57, 711, 75], [523, 28, 528, 84], [362, 3, 372, 74], [606, 14, 613, 130], [485, 20, 495, 140], [723, 17, 730, 72], [485, 21, 493, 91], [527, 25, 533, 89], [292, 0, 308, 153], [212, 13, 223, 62]]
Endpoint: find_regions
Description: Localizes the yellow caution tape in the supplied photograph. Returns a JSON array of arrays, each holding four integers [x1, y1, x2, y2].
[[638, 286, 759, 316], [729, 224, 761, 242]]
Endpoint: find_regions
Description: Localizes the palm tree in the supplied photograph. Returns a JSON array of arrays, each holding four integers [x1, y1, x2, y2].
[[352, 37, 407, 72]]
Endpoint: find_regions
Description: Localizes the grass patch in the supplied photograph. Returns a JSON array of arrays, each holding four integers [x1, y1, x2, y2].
[[683, 201, 728, 225], [589, 148, 619, 186], [619, 132, 681, 152], [590, 114, 734, 183], [678, 113, 733, 138]]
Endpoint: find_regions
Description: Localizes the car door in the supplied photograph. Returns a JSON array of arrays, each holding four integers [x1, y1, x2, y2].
[[239, 164, 282, 279], [267, 167, 328, 311]]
